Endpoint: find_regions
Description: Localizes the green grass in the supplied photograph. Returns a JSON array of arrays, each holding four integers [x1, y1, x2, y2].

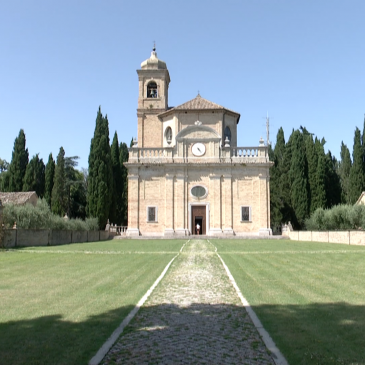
[[0, 239, 186, 365], [212, 239, 365, 364]]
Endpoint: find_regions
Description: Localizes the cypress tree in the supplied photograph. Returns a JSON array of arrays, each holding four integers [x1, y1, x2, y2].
[[51, 147, 66, 216], [289, 130, 309, 228], [23, 154, 45, 197], [338, 142, 352, 203], [7, 129, 29, 192], [349, 128, 365, 203], [87, 107, 113, 228], [324, 151, 342, 207], [109, 132, 123, 224], [119, 142, 129, 225], [314, 153, 327, 209], [44, 153, 55, 207], [305, 135, 318, 213], [270, 128, 287, 230]]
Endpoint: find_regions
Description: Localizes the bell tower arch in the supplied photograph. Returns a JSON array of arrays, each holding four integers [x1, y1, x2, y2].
[[136, 47, 170, 147]]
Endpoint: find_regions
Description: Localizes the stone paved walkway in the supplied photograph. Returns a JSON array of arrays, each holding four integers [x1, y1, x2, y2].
[[101, 240, 276, 364]]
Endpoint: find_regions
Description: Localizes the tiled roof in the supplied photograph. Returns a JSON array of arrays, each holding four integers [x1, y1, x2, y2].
[[0, 191, 38, 205], [159, 94, 240, 121], [174, 94, 225, 110]]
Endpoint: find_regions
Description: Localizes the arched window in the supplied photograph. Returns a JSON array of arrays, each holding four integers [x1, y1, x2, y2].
[[147, 82, 158, 98], [224, 126, 231, 141], [165, 127, 172, 144]]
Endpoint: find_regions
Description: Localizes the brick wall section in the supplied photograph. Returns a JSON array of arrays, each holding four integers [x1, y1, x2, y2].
[[284, 230, 365, 245]]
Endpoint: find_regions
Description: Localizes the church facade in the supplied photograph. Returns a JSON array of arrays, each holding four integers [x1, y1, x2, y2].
[[126, 49, 273, 237]]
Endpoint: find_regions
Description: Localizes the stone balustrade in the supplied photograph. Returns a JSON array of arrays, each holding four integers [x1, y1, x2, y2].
[[128, 145, 270, 164]]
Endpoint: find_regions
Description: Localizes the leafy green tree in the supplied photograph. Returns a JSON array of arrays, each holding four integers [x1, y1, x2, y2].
[[64, 156, 81, 218], [87, 107, 113, 228], [22, 154, 45, 197], [7, 129, 29, 192], [0, 158, 9, 191], [338, 142, 352, 203], [69, 169, 87, 220], [349, 128, 365, 203], [0, 158, 9, 173], [51, 147, 66, 216], [44, 153, 55, 207], [119, 141, 129, 225]]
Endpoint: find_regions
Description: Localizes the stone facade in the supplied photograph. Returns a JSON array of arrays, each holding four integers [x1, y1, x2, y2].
[[126, 49, 273, 236]]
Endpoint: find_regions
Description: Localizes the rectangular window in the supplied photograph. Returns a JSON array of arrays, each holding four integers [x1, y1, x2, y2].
[[147, 206, 158, 222], [241, 206, 252, 222]]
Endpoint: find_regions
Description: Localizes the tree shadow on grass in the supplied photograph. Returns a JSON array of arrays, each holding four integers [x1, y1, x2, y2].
[[251, 301, 365, 365], [1, 302, 365, 365]]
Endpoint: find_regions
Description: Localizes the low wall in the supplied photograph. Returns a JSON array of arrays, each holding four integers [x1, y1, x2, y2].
[[50, 230, 72, 245], [17, 229, 49, 247], [72, 230, 88, 243], [88, 231, 100, 242], [2, 229, 109, 248], [284, 230, 365, 245]]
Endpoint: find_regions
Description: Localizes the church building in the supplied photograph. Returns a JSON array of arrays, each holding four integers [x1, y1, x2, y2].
[[126, 48, 273, 237]]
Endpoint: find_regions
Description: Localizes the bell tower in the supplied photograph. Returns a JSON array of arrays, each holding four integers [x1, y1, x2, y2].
[[136, 47, 170, 147]]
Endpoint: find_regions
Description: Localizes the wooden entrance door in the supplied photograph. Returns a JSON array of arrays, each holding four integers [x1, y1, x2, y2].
[[192, 206, 206, 235]]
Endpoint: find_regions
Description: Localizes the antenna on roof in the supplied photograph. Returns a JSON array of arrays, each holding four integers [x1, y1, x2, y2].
[[263, 112, 271, 146], [153, 41, 156, 52]]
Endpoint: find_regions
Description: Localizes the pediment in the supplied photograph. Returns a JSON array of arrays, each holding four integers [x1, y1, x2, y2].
[[175, 125, 221, 141]]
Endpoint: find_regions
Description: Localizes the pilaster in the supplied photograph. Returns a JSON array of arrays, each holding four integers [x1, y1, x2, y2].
[[164, 174, 174, 235], [126, 172, 140, 236], [209, 174, 222, 235]]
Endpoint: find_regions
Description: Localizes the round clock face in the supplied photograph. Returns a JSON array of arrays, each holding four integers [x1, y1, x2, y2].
[[192, 143, 206, 157]]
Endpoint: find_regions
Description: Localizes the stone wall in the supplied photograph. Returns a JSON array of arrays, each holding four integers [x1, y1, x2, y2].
[[2, 229, 109, 248], [283, 230, 365, 245]]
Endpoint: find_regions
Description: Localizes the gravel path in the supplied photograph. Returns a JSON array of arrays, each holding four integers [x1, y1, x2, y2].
[[101, 240, 276, 364]]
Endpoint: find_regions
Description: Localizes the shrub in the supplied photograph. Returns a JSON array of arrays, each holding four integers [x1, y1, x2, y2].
[[3, 199, 99, 231], [305, 204, 365, 231]]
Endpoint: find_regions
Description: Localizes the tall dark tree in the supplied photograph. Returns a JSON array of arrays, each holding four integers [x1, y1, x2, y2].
[[270, 128, 288, 230], [7, 129, 29, 192], [69, 169, 87, 219], [44, 153, 55, 207], [338, 142, 352, 203], [51, 147, 66, 216], [324, 151, 342, 207], [305, 135, 319, 214], [87, 107, 113, 228], [349, 128, 365, 203], [22, 154, 45, 197], [109, 132, 123, 224], [64, 156, 81, 218], [119, 142, 129, 225], [289, 130, 309, 228]]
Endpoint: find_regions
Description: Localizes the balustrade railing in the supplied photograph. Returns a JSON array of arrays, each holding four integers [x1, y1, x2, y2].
[[128, 145, 270, 163], [139, 148, 167, 158], [231, 147, 259, 158]]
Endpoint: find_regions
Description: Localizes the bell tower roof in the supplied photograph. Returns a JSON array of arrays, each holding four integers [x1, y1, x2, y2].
[[141, 46, 167, 70]]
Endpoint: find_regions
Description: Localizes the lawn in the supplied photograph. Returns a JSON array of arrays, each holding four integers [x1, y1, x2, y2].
[[0, 239, 186, 365], [212, 239, 365, 365]]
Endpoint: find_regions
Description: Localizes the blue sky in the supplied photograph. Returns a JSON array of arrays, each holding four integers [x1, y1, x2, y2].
[[1, 0, 364, 169]]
